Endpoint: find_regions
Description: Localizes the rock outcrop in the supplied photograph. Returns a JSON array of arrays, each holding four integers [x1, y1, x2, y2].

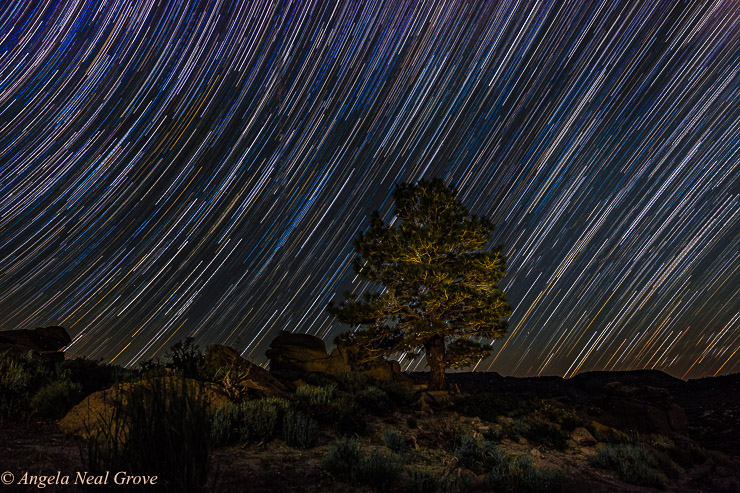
[[59, 376, 229, 439], [593, 382, 689, 436], [0, 326, 71, 361], [206, 344, 290, 398], [265, 330, 411, 384]]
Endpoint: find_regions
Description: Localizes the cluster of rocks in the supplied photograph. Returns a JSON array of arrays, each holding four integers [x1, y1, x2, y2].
[[0, 326, 70, 361], [265, 330, 411, 384], [589, 381, 689, 437]]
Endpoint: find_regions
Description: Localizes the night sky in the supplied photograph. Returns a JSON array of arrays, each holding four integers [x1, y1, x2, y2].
[[0, 1, 737, 379]]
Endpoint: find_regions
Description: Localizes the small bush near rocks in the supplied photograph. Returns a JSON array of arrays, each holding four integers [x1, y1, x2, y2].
[[455, 435, 509, 474], [335, 397, 369, 436], [356, 386, 392, 415], [382, 427, 407, 453], [296, 383, 337, 407], [357, 448, 403, 488], [406, 468, 437, 493], [516, 414, 569, 450], [0, 350, 47, 417], [324, 438, 402, 488], [282, 408, 320, 449], [586, 421, 631, 444], [486, 453, 562, 493], [535, 400, 581, 431], [210, 403, 236, 447], [589, 443, 679, 488], [165, 337, 206, 380], [31, 380, 82, 419], [324, 437, 363, 479], [83, 377, 213, 492], [236, 397, 290, 442], [335, 372, 373, 393]]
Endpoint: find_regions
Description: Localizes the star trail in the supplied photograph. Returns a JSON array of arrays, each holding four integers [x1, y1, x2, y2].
[[0, 0, 737, 379]]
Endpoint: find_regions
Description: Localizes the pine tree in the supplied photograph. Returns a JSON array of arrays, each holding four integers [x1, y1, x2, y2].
[[328, 179, 511, 390]]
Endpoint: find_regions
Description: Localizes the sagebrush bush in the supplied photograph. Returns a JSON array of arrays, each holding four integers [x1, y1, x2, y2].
[[382, 427, 407, 453], [210, 403, 236, 447], [282, 408, 319, 449], [516, 414, 569, 449], [335, 372, 372, 393], [486, 453, 563, 493], [0, 350, 51, 417], [83, 377, 213, 492], [356, 386, 392, 415], [236, 397, 290, 442], [455, 435, 509, 475], [509, 454, 564, 492], [324, 437, 363, 479], [335, 397, 368, 436], [31, 380, 81, 419], [323, 438, 402, 488], [56, 357, 122, 395], [589, 443, 678, 488], [296, 383, 337, 407], [407, 468, 437, 493], [535, 400, 581, 431], [355, 448, 403, 488], [586, 421, 631, 444]]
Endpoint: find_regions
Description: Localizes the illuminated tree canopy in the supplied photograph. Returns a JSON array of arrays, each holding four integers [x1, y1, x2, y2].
[[328, 179, 512, 389]]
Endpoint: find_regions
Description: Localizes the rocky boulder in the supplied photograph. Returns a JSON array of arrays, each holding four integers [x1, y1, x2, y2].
[[592, 382, 689, 436], [265, 330, 411, 384], [206, 344, 290, 398], [265, 331, 349, 374], [571, 427, 597, 446], [0, 326, 71, 361], [59, 376, 230, 440]]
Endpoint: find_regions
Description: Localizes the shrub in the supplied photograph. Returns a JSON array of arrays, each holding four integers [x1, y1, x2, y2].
[[83, 377, 213, 492], [455, 434, 485, 471], [586, 421, 631, 443], [324, 437, 363, 479], [296, 383, 337, 407], [335, 397, 368, 436], [509, 454, 564, 492], [236, 397, 290, 442], [535, 401, 581, 431], [324, 439, 402, 488], [282, 408, 319, 449], [56, 357, 121, 395], [31, 380, 82, 419], [437, 472, 473, 493], [165, 337, 205, 379], [335, 371, 372, 393], [356, 386, 392, 415], [0, 350, 50, 417], [516, 414, 569, 449], [589, 443, 676, 488], [407, 468, 437, 493], [382, 427, 407, 453], [356, 448, 403, 488], [455, 435, 509, 474], [406, 416, 418, 429], [210, 403, 236, 447], [379, 381, 417, 405], [486, 453, 562, 493]]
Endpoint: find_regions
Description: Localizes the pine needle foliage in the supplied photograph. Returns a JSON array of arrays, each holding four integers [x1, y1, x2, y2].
[[328, 179, 511, 389]]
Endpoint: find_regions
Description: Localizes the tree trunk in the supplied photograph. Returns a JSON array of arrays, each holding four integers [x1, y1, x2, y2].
[[425, 335, 447, 390]]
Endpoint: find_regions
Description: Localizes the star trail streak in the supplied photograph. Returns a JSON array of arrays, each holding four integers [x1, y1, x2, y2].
[[0, 0, 737, 378]]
